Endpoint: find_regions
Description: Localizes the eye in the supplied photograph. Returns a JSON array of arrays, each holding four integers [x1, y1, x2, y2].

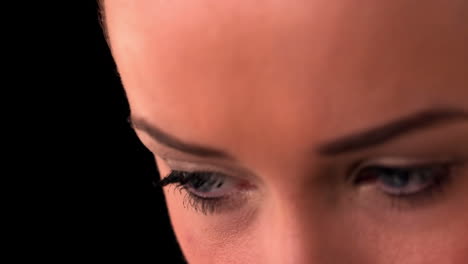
[[181, 171, 238, 199], [158, 170, 250, 214], [353, 163, 452, 197]]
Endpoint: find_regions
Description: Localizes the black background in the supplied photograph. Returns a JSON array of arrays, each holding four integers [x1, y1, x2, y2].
[[10, 1, 189, 262], [35, 1, 187, 262]]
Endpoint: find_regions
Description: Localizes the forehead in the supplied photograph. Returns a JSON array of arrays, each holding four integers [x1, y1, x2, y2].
[[105, 0, 468, 159]]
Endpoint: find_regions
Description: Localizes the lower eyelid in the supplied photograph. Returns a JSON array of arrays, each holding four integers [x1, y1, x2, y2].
[[180, 187, 249, 215]]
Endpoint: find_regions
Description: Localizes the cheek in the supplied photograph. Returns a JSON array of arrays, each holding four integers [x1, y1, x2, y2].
[[156, 156, 468, 263], [162, 187, 258, 264], [347, 209, 468, 264], [155, 156, 257, 264], [376, 231, 468, 264], [164, 198, 468, 264]]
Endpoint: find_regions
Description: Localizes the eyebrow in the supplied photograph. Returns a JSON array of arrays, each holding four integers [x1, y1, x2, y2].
[[130, 116, 235, 159], [318, 107, 468, 155], [130, 107, 468, 159]]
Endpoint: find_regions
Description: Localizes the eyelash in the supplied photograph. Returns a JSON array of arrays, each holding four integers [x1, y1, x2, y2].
[[158, 162, 458, 215], [158, 170, 230, 215]]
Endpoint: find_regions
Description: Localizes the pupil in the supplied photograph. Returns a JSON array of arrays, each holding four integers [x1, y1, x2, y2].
[[190, 177, 205, 189], [381, 168, 410, 188], [188, 174, 222, 192]]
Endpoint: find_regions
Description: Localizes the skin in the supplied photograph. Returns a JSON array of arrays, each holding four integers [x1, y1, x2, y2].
[[103, 0, 468, 263]]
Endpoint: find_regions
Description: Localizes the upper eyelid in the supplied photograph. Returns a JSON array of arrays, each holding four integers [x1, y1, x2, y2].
[[165, 159, 236, 177], [346, 157, 459, 181], [163, 153, 465, 187], [160, 155, 260, 183], [355, 157, 457, 169]]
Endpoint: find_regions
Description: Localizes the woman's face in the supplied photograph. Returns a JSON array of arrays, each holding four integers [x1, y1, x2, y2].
[[105, 1, 468, 263]]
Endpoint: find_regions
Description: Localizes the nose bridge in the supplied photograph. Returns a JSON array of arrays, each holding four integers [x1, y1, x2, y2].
[[259, 191, 327, 264]]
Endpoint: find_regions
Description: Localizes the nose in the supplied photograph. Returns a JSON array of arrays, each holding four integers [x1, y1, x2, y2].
[[257, 194, 339, 264]]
